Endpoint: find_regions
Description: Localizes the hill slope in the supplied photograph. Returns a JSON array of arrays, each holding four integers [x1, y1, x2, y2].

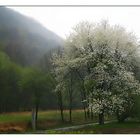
[[0, 7, 63, 66]]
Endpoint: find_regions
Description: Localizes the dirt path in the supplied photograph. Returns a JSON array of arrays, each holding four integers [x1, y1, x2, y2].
[[35, 120, 115, 134]]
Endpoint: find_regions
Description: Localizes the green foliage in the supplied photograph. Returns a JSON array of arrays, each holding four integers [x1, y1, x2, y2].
[[0, 47, 57, 112], [20, 68, 54, 107], [53, 20, 140, 123], [130, 95, 140, 119], [0, 51, 22, 112]]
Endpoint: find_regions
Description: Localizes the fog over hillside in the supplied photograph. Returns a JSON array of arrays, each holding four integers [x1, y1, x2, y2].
[[0, 7, 63, 66]]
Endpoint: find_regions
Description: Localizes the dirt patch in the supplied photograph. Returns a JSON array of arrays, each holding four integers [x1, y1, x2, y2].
[[0, 122, 30, 133]]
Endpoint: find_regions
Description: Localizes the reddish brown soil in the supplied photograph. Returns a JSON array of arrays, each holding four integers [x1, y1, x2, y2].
[[0, 122, 29, 133]]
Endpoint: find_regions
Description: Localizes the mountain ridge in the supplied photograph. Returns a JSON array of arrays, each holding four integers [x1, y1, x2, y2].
[[0, 7, 63, 66]]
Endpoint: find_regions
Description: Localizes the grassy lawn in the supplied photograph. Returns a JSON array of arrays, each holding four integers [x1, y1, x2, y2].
[[0, 110, 95, 133], [0, 110, 92, 123], [1, 110, 140, 134], [0, 112, 31, 123], [47, 121, 140, 134]]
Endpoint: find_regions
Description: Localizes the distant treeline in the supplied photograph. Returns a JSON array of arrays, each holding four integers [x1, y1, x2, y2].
[[0, 49, 82, 113]]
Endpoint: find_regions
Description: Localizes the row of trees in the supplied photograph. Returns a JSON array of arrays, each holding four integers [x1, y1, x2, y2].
[[0, 45, 82, 130], [0, 49, 56, 130], [1, 20, 140, 130], [53, 21, 140, 124]]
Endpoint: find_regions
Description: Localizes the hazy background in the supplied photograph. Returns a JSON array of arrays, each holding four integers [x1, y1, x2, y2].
[[10, 7, 140, 39]]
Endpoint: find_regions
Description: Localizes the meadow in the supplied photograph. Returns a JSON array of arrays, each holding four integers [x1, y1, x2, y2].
[[0, 110, 140, 134], [47, 121, 140, 134], [0, 110, 95, 133]]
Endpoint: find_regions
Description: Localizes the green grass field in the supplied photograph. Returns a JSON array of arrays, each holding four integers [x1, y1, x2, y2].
[[0, 110, 140, 134], [47, 121, 140, 134], [0, 110, 95, 133], [0, 110, 89, 123]]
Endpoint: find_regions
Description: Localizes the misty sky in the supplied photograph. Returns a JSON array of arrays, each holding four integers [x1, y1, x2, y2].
[[10, 7, 140, 39]]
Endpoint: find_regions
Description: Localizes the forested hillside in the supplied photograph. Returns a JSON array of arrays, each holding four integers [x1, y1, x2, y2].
[[0, 7, 65, 113], [0, 7, 63, 66]]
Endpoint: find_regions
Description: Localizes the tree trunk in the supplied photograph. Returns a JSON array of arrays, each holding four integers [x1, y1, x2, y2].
[[69, 92, 72, 122], [32, 102, 39, 130], [80, 91, 87, 120], [58, 91, 64, 122], [87, 108, 90, 119], [116, 110, 126, 123], [90, 108, 94, 120], [81, 87, 87, 120], [32, 107, 36, 130], [35, 102, 39, 127], [83, 104, 87, 120], [69, 73, 73, 123], [99, 112, 104, 125], [86, 98, 90, 119]]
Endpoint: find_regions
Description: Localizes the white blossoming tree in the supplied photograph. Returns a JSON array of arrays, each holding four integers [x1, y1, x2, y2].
[[53, 20, 140, 124]]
